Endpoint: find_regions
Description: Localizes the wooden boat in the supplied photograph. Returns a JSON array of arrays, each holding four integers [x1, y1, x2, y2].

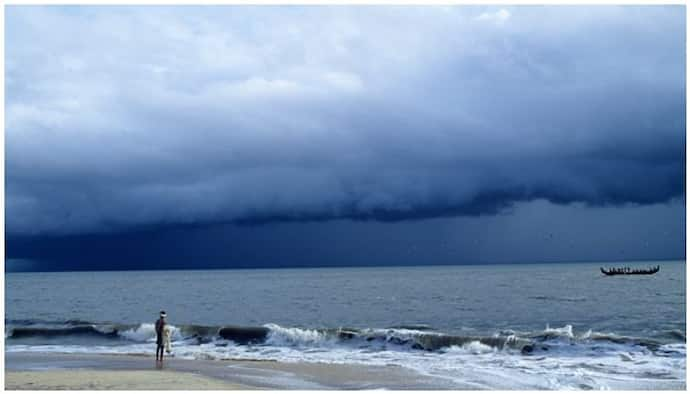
[[600, 266, 660, 276]]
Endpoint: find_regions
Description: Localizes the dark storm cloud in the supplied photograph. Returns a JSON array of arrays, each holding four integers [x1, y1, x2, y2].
[[6, 199, 685, 271], [5, 6, 685, 235]]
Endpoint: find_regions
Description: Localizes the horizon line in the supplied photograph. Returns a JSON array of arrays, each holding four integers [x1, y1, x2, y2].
[[5, 257, 685, 274]]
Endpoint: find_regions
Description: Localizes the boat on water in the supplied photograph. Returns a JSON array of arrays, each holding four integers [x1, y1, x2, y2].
[[600, 265, 660, 276]]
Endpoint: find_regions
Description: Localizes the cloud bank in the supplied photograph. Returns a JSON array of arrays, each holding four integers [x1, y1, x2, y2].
[[5, 6, 686, 235]]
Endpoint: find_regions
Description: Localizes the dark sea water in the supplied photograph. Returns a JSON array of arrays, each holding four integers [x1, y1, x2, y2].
[[5, 261, 686, 389]]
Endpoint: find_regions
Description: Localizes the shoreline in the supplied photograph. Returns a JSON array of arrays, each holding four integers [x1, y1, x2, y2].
[[5, 370, 256, 390], [5, 351, 450, 390], [5, 347, 687, 390]]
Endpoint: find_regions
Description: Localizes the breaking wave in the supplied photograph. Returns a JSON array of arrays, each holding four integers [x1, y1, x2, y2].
[[5, 319, 684, 356], [6, 319, 685, 389]]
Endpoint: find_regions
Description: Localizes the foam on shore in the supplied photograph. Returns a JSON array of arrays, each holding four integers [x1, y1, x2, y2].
[[6, 320, 686, 390]]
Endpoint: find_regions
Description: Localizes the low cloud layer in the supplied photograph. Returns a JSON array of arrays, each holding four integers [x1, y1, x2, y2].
[[6, 6, 685, 235]]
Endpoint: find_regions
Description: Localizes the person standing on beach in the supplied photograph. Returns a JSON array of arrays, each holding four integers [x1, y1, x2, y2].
[[155, 311, 167, 362]]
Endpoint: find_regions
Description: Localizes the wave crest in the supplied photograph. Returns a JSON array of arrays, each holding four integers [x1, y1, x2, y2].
[[6, 320, 683, 356]]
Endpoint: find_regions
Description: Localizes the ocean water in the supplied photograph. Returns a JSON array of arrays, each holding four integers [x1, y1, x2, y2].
[[5, 261, 686, 389]]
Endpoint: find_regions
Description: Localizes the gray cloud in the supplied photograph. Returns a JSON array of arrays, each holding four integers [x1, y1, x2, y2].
[[5, 6, 685, 235]]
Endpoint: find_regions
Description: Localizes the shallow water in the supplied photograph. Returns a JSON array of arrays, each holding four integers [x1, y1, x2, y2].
[[6, 261, 686, 389]]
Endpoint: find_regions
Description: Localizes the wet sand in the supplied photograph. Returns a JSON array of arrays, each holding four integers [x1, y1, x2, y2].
[[6, 370, 254, 390], [5, 352, 451, 390]]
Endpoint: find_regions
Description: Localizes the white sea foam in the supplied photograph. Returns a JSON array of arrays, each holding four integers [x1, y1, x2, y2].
[[118, 323, 183, 342], [543, 323, 574, 338], [445, 341, 496, 355], [6, 323, 686, 390], [263, 324, 332, 347], [8, 338, 683, 390], [119, 323, 156, 342]]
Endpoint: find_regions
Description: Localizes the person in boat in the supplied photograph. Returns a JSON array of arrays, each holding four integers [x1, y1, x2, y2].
[[155, 310, 167, 362]]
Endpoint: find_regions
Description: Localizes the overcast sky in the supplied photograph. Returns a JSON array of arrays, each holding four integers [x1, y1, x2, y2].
[[5, 6, 685, 271]]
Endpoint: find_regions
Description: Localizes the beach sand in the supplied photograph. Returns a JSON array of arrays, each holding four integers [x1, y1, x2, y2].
[[5, 352, 450, 390], [5, 370, 255, 390]]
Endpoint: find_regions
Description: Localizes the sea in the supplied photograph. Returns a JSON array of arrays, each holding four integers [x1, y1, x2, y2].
[[5, 261, 686, 390]]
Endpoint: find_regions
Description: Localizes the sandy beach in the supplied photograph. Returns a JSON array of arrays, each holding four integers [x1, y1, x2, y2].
[[5, 352, 449, 390], [6, 370, 255, 390]]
